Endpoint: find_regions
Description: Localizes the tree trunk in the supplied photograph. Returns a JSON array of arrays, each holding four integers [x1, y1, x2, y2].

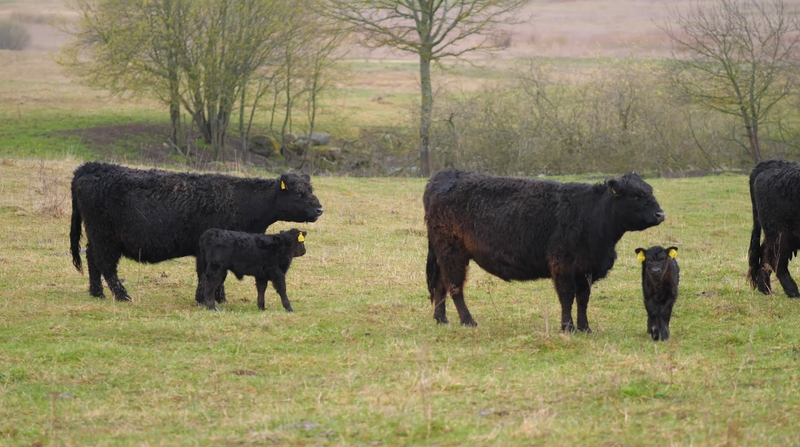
[[746, 124, 762, 163], [419, 54, 433, 177]]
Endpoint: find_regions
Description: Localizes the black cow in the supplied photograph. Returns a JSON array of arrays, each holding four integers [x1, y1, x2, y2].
[[196, 228, 307, 311], [424, 169, 665, 332], [70, 162, 322, 301], [635, 246, 679, 341], [748, 159, 800, 297]]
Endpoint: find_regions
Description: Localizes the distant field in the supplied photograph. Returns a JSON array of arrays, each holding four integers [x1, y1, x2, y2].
[[1, 159, 800, 445]]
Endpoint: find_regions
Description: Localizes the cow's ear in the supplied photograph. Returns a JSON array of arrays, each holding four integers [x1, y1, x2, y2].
[[302, 173, 310, 182], [635, 248, 646, 262], [667, 247, 678, 259], [607, 179, 619, 195]]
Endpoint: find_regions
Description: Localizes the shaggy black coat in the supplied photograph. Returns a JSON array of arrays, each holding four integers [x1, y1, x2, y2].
[[636, 246, 679, 341], [70, 162, 322, 301], [748, 159, 800, 297], [196, 229, 307, 311], [424, 169, 665, 332]]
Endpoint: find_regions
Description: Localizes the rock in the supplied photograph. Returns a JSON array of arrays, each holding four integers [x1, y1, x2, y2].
[[249, 135, 280, 158], [296, 132, 331, 147]]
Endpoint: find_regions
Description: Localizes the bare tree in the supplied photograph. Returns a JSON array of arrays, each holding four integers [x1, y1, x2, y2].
[[663, 0, 800, 164], [325, 0, 528, 176]]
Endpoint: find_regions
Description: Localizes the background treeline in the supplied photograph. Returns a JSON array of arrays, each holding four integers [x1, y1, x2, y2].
[[55, 0, 800, 176], [422, 58, 800, 176]]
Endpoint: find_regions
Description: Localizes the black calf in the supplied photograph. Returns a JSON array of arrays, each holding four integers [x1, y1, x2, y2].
[[636, 246, 679, 341], [196, 229, 307, 311]]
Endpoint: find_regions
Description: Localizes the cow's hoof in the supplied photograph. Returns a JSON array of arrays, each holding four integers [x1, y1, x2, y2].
[[434, 315, 449, 325], [114, 295, 132, 302], [578, 326, 592, 333], [561, 323, 576, 333], [786, 291, 800, 298], [285, 308, 294, 313], [461, 319, 478, 327]]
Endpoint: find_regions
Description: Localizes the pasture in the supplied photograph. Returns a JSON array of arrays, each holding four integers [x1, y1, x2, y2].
[[1, 159, 800, 446]]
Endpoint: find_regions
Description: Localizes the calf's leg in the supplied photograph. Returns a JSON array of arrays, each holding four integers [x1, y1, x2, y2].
[[255, 277, 269, 310], [202, 270, 226, 310], [270, 273, 293, 313]]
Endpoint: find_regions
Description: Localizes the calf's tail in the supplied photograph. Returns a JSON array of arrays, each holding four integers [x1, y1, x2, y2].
[[426, 240, 439, 302], [69, 181, 83, 274], [747, 167, 763, 290]]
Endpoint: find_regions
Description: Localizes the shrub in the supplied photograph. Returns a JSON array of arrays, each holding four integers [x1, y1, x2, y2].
[[0, 20, 31, 51]]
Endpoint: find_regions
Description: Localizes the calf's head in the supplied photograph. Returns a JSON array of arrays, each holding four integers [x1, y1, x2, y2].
[[282, 229, 307, 258], [275, 173, 324, 223], [606, 173, 664, 231], [635, 246, 679, 341]]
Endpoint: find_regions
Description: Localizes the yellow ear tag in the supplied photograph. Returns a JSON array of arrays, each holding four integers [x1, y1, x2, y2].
[[611, 187, 617, 194], [668, 248, 677, 259], [281, 181, 287, 190], [637, 251, 645, 262], [297, 233, 305, 243]]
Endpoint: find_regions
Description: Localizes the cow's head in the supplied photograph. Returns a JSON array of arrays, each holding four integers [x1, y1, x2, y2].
[[635, 245, 678, 341], [283, 229, 307, 258], [275, 173, 323, 222], [606, 172, 664, 231]]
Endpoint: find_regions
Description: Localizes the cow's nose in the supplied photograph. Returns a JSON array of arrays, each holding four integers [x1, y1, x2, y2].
[[316, 207, 324, 216], [654, 210, 665, 222]]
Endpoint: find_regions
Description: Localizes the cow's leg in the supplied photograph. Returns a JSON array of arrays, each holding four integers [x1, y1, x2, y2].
[[757, 240, 775, 295], [255, 277, 269, 310], [553, 274, 576, 332], [432, 240, 474, 326], [270, 273, 293, 313], [575, 275, 592, 333], [776, 254, 800, 298], [215, 285, 227, 303], [90, 242, 130, 301], [432, 271, 448, 325], [86, 242, 105, 298]]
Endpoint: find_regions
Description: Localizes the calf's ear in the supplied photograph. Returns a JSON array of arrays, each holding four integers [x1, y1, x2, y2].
[[667, 247, 678, 259], [607, 179, 619, 195], [302, 173, 310, 182], [635, 248, 646, 262]]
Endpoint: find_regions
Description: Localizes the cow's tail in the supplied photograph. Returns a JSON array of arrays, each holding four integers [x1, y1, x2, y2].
[[426, 239, 439, 302], [69, 177, 83, 274], [747, 164, 765, 290]]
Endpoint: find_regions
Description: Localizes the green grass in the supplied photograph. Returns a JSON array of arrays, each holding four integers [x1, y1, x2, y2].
[[1, 159, 799, 445]]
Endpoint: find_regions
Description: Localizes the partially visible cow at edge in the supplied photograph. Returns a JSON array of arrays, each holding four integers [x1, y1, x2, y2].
[[70, 162, 323, 302], [424, 169, 665, 332], [748, 159, 800, 298], [196, 228, 307, 311], [636, 246, 679, 341]]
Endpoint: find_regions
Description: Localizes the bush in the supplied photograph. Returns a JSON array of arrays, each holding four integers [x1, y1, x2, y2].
[[0, 20, 31, 51]]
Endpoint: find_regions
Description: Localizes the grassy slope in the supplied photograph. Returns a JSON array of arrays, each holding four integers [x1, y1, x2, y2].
[[1, 159, 799, 446]]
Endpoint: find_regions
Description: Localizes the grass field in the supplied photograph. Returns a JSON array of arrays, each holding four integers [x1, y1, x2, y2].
[[2, 1, 800, 444], [1, 159, 800, 446]]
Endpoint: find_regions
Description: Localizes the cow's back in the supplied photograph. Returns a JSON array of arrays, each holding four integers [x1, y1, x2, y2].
[[752, 161, 800, 233], [424, 170, 587, 280], [73, 163, 259, 263]]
